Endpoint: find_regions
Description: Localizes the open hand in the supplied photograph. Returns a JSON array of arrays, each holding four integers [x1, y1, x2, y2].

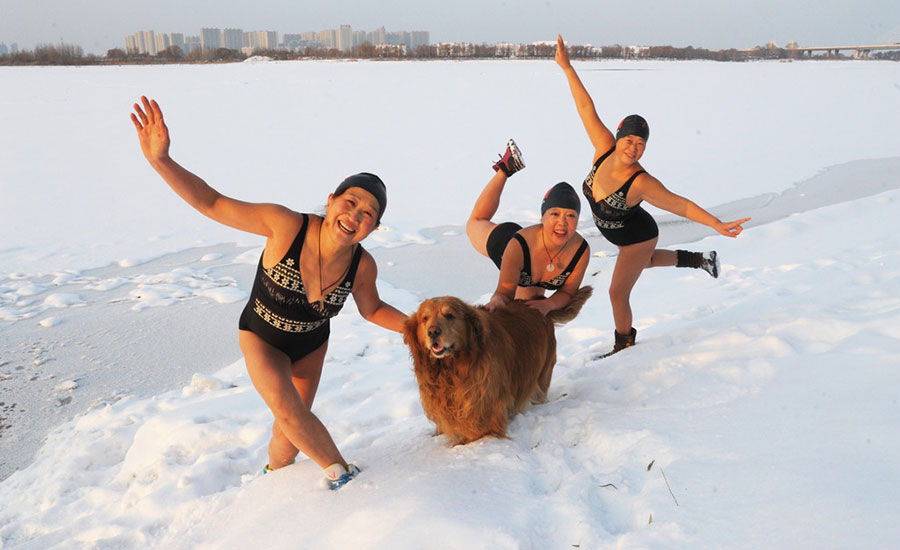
[[130, 96, 170, 162], [555, 34, 571, 69]]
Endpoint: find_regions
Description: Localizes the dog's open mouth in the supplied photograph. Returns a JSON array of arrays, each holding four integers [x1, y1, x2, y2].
[[429, 340, 452, 358]]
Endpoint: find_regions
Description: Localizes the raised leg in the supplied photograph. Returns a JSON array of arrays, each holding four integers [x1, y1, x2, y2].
[[466, 169, 510, 258]]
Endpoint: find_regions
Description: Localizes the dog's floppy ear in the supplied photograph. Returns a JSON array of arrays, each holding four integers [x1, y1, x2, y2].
[[403, 306, 433, 367], [402, 310, 419, 345], [464, 303, 487, 354]]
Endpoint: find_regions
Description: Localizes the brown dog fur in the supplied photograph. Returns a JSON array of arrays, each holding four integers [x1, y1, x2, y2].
[[403, 286, 592, 445]]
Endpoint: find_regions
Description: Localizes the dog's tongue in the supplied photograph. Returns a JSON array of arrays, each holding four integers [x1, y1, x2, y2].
[[431, 343, 444, 353]]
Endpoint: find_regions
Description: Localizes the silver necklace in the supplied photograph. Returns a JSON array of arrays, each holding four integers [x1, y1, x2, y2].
[[541, 229, 567, 273]]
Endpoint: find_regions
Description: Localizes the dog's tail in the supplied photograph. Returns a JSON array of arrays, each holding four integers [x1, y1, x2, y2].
[[547, 286, 593, 325]]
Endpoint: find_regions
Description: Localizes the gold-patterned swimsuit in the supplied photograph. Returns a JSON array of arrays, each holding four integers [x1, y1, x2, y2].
[[238, 214, 361, 361]]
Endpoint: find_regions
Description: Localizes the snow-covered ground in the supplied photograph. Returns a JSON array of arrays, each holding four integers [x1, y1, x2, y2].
[[1, 58, 898, 549]]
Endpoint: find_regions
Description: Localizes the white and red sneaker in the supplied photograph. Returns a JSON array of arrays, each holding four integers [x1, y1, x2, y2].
[[492, 139, 525, 176]]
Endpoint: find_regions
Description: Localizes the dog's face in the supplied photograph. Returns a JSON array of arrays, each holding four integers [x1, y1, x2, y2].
[[406, 297, 477, 360]]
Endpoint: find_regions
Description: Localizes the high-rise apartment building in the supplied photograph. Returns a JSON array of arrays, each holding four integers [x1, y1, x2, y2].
[[126, 30, 157, 55], [184, 36, 201, 54], [336, 25, 353, 52], [126, 31, 187, 56], [244, 31, 278, 53], [141, 30, 157, 55], [223, 29, 243, 50], [316, 29, 336, 49], [366, 27, 386, 46], [385, 31, 408, 47], [411, 31, 430, 50], [169, 33, 185, 53], [154, 34, 170, 54], [201, 28, 222, 51]]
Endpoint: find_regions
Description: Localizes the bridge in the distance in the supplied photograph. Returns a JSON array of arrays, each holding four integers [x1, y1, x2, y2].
[[788, 43, 900, 59]]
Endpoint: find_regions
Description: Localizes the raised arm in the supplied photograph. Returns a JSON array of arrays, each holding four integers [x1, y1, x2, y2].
[[632, 174, 751, 238], [555, 34, 615, 156], [130, 96, 297, 239]]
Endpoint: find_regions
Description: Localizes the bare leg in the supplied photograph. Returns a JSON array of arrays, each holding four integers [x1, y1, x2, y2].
[[267, 340, 329, 469], [608, 238, 658, 334], [239, 331, 346, 471], [466, 169, 509, 257], [648, 249, 677, 267]]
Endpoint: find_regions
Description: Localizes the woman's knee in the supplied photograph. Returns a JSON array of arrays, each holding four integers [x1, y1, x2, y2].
[[271, 420, 288, 440], [271, 404, 314, 434], [465, 219, 494, 256], [608, 284, 631, 305]]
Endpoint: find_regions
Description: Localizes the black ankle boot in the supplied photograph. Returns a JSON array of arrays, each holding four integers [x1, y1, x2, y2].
[[596, 327, 636, 359], [677, 250, 719, 278]]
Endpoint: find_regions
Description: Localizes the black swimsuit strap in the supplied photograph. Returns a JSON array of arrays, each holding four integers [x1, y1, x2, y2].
[[620, 170, 646, 196], [512, 233, 532, 277], [342, 244, 364, 287], [561, 239, 589, 274], [593, 146, 615, 170], [284, 213, 310, 262]]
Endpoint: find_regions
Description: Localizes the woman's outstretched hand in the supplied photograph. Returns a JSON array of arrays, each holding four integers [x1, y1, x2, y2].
[[715, 217, 752, 237], [555, 34, 572, 69], [130, 96, 170, 163]]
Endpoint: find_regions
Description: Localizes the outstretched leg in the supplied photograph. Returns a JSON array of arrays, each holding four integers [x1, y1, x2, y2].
[[648, 249, 677, 267]]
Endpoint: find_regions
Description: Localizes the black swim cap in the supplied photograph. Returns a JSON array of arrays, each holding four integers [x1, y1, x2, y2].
[[334, 172, 387, 223], [541, 182, 581, 215], [615, 114, 650, 141]]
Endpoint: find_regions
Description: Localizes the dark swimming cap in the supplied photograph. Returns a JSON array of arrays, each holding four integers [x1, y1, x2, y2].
[[541, 182, 581, 215], [334, 172, 387, 223], [615, 114, 650, 141]]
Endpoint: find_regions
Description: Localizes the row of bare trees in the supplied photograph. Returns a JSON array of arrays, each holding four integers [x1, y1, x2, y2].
[[3, 41, 895, 65]]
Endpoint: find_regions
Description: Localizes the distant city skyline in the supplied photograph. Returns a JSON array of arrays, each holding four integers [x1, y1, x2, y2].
[[1, 0, 899, 55], [122, 25, 430, 57]]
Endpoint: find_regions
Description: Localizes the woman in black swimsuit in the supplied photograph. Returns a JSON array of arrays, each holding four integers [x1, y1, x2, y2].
[[131, 97, 406, 489], [466, 139, 590, 316], [555, 35, 751, 357]]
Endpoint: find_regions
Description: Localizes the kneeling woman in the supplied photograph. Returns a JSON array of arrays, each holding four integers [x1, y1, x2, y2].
[[466, 140, 590, 315], [131, 97, 406, 490]]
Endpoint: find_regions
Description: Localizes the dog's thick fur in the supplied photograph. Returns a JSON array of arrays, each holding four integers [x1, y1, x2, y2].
[[403, 286, 592, 445]]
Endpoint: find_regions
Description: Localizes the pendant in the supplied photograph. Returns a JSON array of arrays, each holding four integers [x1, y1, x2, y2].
[[546, 263, 555, 272]]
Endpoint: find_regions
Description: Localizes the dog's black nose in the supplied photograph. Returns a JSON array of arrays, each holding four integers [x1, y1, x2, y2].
[[427, 326, 441, 339]]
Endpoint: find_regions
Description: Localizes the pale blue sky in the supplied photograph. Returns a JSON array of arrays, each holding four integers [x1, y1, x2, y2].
[[1, 0, 899, 54]]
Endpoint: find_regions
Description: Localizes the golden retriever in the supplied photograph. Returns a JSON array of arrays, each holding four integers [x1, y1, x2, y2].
[[403, 286, 592, 445]]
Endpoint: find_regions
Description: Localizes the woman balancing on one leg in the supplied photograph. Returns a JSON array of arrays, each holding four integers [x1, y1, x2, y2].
[[131, 96, 407, 489], [555, 35, 751, 357], [466, 140, 590, 315]]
